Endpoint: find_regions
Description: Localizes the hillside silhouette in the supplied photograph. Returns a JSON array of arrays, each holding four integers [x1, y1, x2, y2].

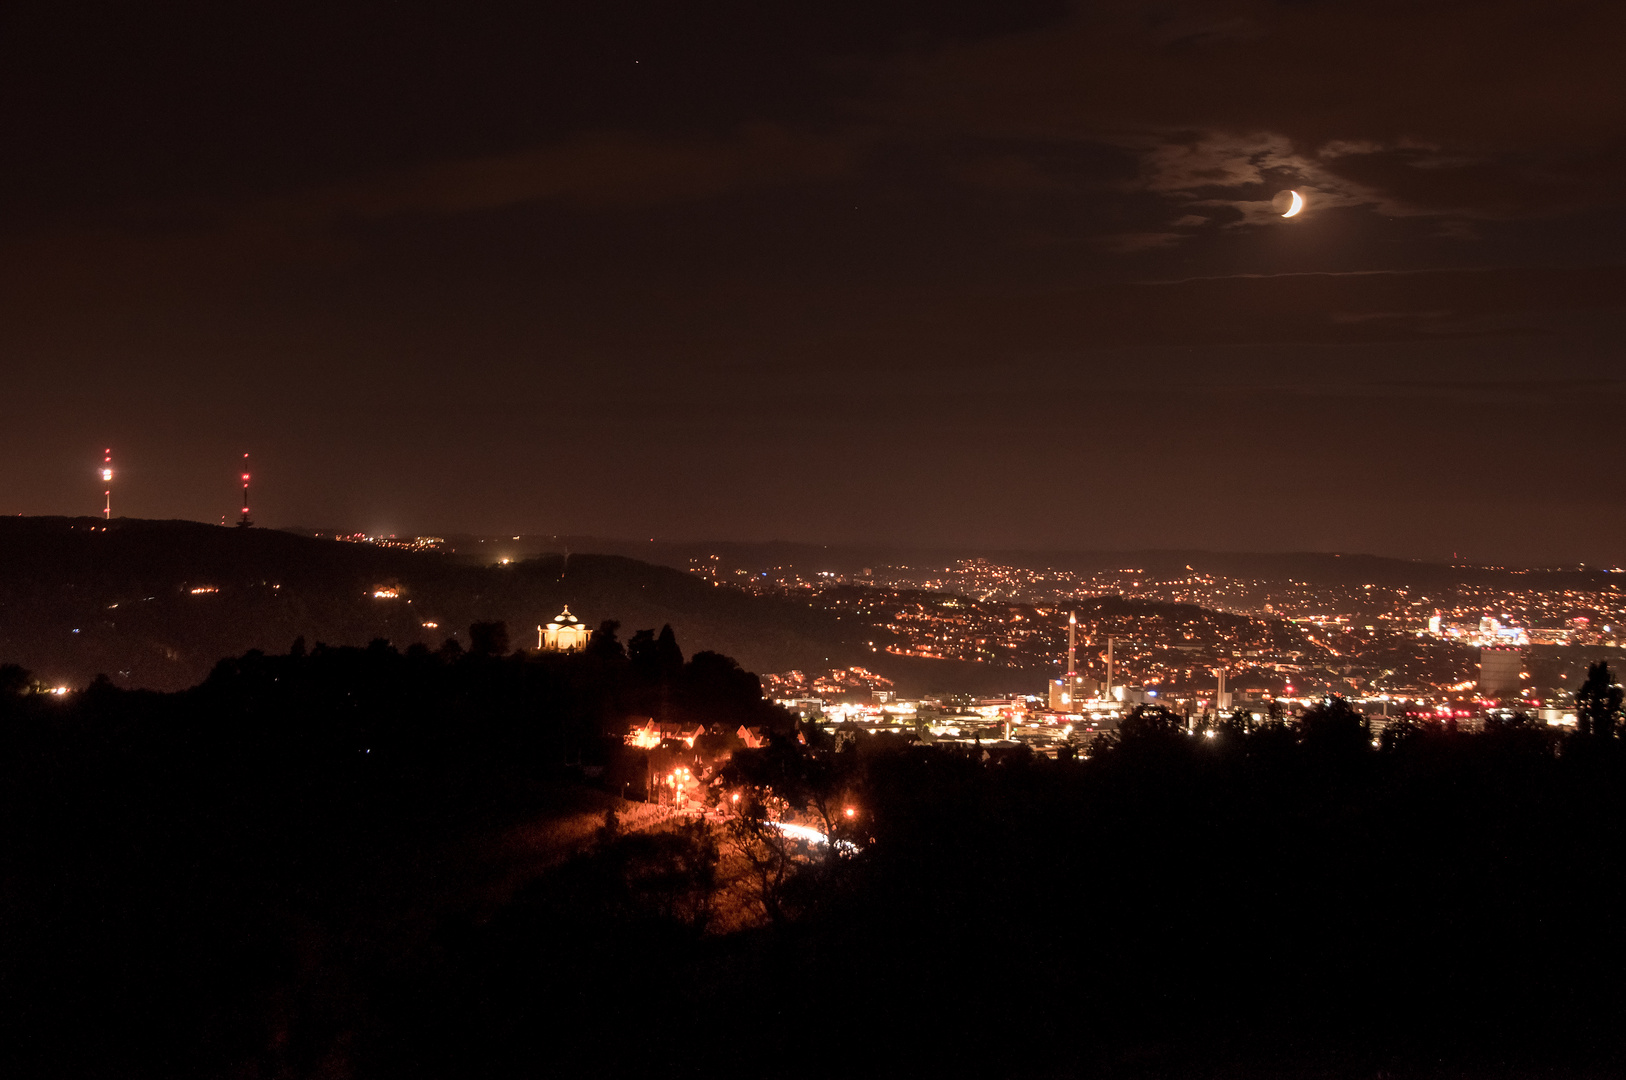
[[0, 517, 1026, 694], [3, 637, 1623, 1079]]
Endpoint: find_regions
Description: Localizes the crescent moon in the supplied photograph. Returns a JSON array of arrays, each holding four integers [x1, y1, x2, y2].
[[1282, 190, 1304, 217]]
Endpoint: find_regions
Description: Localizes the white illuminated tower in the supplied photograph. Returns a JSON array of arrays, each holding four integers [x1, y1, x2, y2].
[[100, 449, 113, 520], [237, 454, 253, 528], [1067, 612, 1077, 679], [1050, 612, 1087, 713], [1104, 636, 1114, 701]]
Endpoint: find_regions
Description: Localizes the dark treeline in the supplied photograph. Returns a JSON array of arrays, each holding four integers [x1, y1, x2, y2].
[[417, 708, 1626, 1079], [0, 623, 781, 1078], [2, 644, 1624, 1078]]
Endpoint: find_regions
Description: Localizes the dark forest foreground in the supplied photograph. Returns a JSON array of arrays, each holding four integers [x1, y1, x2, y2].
[[2, 637, 1624, 1079]]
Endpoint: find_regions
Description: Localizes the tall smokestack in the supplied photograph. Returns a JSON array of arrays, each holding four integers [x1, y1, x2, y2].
[[1105, 636, 1114, 701]]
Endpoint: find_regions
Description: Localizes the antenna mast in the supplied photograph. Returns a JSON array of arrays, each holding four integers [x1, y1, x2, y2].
[[100, 449, 113, 520], [237, 454, 253, 527]]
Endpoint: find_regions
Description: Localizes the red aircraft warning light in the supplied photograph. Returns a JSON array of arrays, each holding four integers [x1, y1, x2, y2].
[[100, 449, 113, 519], [237, 453, 253, 528]]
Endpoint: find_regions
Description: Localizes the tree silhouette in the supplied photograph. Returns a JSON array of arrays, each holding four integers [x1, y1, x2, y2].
[[626, 628, 657, 676], [468, 621, 510, 657], [629, 624, 686, 685], [1117, 704, 1187, 749], [1300, 694, 1369, 754], [586, 619, 624, 662], [1574, 661, 1622, 738], [0, 663, 33, 696], [680, 651, 768, 728], [1482, 710, 1556, 757], [1377, 714, 1428, 753], [654, 624, 684, 678], [1086, 730, 1120, 757], [718, 728, 859, 927]]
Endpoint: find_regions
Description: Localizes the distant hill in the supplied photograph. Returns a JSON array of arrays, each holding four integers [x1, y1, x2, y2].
[[1034, 549, 1623, 592], [484, 536, 1618, 592], [0, 518, 1030, 695]]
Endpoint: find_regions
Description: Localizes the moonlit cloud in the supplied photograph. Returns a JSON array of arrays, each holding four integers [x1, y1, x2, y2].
[[886, 0, 1626, 238]]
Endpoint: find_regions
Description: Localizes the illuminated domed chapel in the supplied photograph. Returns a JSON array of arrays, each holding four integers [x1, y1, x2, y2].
[[537, 606, 592, 652]]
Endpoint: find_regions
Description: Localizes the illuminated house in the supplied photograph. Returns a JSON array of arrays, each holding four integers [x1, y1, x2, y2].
[[537, 606, 592, 652], [626, 718, 705, 749]]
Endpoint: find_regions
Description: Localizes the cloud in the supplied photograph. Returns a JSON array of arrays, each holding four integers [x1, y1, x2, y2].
[[955, 153, 1075, 193], [1096, 230, 1185, 252], [282, 125, 858, 221], [571, 264, 1626, 360], [0, 124, 863, 304], [851, 264, 1626, 350], [884, 0, 1626, 230], [1137, 132, 1293, 194]]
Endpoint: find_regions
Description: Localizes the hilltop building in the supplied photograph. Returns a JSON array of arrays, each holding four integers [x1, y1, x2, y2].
[[538, 606, 592, 652]]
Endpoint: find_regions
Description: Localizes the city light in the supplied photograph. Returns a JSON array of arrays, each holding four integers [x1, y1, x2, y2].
[[733, 553, 1626, 736]]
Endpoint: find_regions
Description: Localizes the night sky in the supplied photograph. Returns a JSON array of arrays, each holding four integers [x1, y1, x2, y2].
[[4, 1, 1623, 564]]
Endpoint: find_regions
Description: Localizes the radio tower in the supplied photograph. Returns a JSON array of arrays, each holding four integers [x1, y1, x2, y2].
[[100, 449, 114, 520], [237, 454, 253, 528]]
